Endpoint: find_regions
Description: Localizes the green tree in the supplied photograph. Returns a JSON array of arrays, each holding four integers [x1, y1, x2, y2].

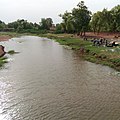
[[90, 11, 103, 33], [46, 18, 53, 30], [72, 1, 91, 36], [100, 9, 113, 32], [8, 21, 19, 29], [55, 23, 63, 33], [59, 11, 75, 33], [40, 18, 53, 30], [7, 19, 40, 32], [0, 20, 6, 31], [90, 5, 120, 33], [111, 5, 120, 32]]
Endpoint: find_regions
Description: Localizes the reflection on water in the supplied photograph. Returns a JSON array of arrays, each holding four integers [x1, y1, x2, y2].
[[0, 36, 120, 120]]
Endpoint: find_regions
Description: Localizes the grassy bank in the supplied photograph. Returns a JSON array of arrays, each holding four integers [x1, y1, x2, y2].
[[39, 33, 120, 71], [0, 30, 48, 38], [0, 32, 33, 38], [0, 32, 120, 71]]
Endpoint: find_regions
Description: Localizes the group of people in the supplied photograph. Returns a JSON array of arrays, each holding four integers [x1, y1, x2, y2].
[[90, 37, 119, 47], [92, 38, 107, 46], [82, 36, 120, 47]]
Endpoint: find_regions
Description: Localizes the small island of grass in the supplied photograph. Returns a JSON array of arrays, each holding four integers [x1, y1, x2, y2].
[[0, 57, 8, 67], [8, 50, 17, 55]]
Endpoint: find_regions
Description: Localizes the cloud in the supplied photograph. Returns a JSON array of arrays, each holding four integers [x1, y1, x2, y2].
[[0, 0, 119, 24]]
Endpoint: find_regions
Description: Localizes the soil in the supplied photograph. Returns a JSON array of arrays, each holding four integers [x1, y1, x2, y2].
[[85, 32, 120, 41], [0, 35, 11, 42]]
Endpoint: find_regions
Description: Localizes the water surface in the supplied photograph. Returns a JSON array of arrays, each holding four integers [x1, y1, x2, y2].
[[0, 36, 120, 120]]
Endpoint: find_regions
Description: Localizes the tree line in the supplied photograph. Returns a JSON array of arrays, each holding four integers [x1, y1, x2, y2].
[[56, 1, 120, 35], [0, 1, 120, 35], [0, 18, 53, 34]]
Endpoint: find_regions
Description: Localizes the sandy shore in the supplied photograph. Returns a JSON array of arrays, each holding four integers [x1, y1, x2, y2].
[[0, 36, 11, 42]]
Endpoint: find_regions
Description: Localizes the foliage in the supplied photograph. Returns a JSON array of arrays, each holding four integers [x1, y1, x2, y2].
[[41, 33, 120, 71], [59, 1, 91, 35], [90, 5, 120, 33], [0, 56, 8, 67], [59, 1, 120, 34], [7, 50, 16, 55], [54, 24, 64, 33], [39, 18, 53, 30], [6, 18, 53, 33], [0, 2, 120, 34], [72, 1, 91, 35], [111, 5, 120, 32], [0, 20, 6, 31], [7, 19, 39, 32], [59, 11, 75, 33]]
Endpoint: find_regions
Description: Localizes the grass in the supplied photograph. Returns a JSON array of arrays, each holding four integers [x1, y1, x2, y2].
[[0, 32, 21, 37], [7, 50, 17, 55], [0, 32, 38, 38], [1, 32, 120, 71], [0, 50, 18, 68], [40, 33, 120, 71], [0, 56, 8, 67]]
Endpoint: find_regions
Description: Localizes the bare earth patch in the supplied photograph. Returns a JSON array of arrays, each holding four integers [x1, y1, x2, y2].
[[86, 32, 120, 40], [0, 35, 11, 42]]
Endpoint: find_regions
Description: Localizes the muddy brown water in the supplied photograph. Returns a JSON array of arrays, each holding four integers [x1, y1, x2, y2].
[[0, 36, 120, 120]]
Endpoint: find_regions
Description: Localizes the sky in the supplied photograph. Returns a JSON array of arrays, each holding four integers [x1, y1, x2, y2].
[[0, 0, 120, 24]]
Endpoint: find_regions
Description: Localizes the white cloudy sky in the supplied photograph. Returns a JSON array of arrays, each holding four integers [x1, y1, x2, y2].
[[0, 0, 119, 24]]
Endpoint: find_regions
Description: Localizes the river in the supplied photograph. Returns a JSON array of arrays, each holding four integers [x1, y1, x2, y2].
[[0, 36, 120, 120]]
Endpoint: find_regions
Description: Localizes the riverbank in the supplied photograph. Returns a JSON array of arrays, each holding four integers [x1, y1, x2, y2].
[[0, 32, 28, 42], [0, 32, 21, 67], [0, 32, 120, 71], [0, 35, 11, 42], [39, 33, 120, 71]]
